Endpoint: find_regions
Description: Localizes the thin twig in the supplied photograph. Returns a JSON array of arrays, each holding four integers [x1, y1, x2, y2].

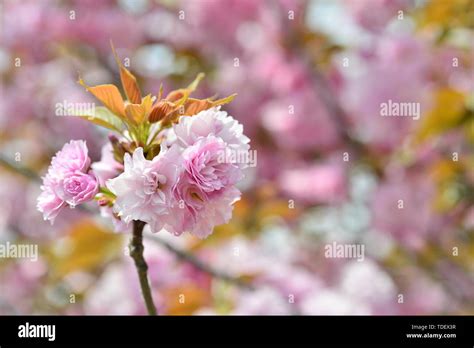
[[130, 220, 157, 315]]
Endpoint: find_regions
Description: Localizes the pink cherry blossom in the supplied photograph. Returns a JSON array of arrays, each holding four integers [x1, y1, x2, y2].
[[171, 107, 250, 162], [102, 106, 248, 239], [170, 183, 241, 239], [169, 138, 243, 238], [59, 171, 99, 206], [91, 143, 124, 186], [50, 139, 91, 176], [36, 178, 66, 223], [183, 135, 242, 192], [37, 140, 97, 223], [162, 108, 248, 238], [106, 146, 181, 233]]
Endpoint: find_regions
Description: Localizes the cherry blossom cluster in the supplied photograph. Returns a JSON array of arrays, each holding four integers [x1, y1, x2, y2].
[[38, 47, 249, 239]]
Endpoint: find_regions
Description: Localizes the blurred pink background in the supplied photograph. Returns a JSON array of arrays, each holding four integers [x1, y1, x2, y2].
[[0, 0, 473, 315]]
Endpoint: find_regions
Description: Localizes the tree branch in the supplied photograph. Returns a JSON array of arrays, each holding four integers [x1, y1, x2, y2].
[[130, 220, 157, 315], [0, 155, 41, 182]]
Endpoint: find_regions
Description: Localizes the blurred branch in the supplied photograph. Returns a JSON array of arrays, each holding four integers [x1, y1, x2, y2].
[[147, 234, 255, 290], [271, 2, 366, 158], [0, 154, 41, 182], [0, 153, 255, 290], [307, 67, 365, 155]]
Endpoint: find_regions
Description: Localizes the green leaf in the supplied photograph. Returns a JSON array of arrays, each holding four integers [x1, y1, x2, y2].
[[186, 73, 205, 92], [212, 93, 237, 107], [76, 106, 125, 133]]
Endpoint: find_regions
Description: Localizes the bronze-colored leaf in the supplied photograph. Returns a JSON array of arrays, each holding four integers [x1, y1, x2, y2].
[[78, 79, 126, 119], [124, 95, 154, 124], [183, 98, 213, 116], [165, 73, 205, 102], [166, 89, 186, 103], [111, 41, 142, 104], [120, 66, 142, 104], [125, 103, 145, 124], [161, 108, 183, 127], [182, 94, 237, 116], [141, 94, 154, 115], [149, 100, 176, 123]]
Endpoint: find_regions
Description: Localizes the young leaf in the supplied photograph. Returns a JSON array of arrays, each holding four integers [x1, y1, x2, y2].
[[157, 83, 164, 101], [125, 94, 154, 124], [111, 41, 142, 104], [212, 93, 237, 107], [182, 94, 237, 116], [78, 79, 126, 119], [125, 103, 145, 125], [183, 98, 213, 116], [76, 106, 125, 133], [149, 100, 175, 123], [141, 94, 154, 115], [165, 73, 205, 102], [166, 89, 187, 103], [186, 72, 205, 91]]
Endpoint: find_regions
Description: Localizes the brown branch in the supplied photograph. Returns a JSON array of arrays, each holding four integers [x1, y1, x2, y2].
[[130, 220, 157, 315]]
